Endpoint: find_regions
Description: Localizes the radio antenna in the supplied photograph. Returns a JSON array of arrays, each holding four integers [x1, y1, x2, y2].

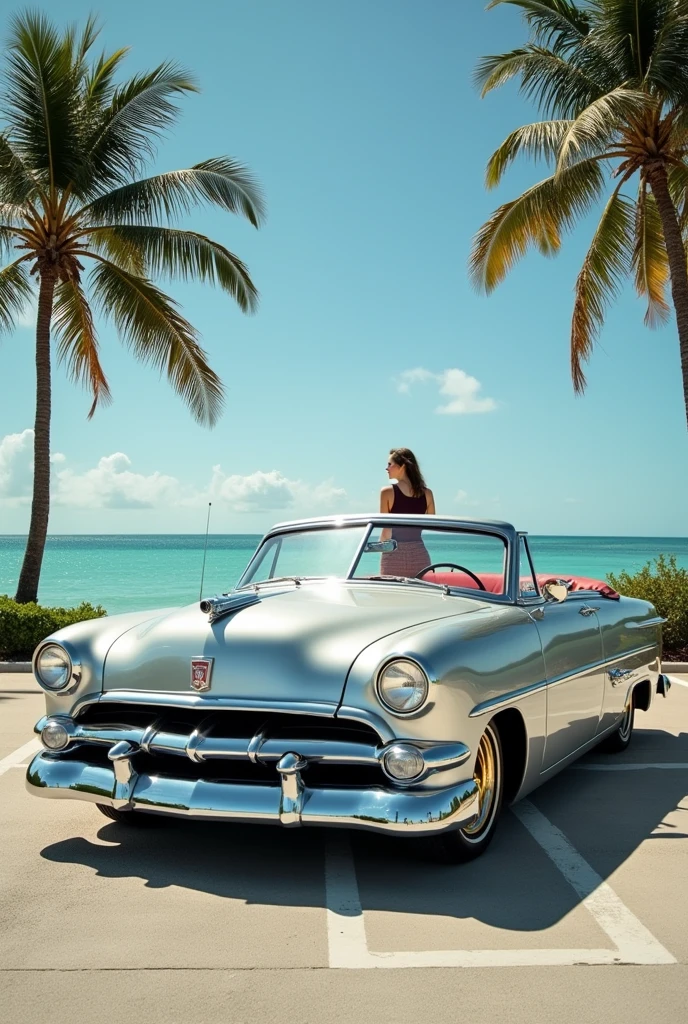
[[199, 502, 212, 600]]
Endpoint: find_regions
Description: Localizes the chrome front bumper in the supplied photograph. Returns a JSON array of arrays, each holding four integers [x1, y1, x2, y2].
[[26, 750, 480, 835]]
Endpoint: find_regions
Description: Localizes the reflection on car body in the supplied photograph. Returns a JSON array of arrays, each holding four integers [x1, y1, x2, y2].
[[26, 514, 670, 861]]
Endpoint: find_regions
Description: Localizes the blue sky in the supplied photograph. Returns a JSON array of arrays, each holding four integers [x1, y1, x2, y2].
[[1, 0, 687, 537]]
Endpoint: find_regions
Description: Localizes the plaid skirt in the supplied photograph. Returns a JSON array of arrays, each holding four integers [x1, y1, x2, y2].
[[380, 540, 430, 578]]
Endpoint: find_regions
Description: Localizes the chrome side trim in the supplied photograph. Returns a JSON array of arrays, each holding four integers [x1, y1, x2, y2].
[[626, 617, 667, 630], [469, 680, 547, 718], [546, 644, 656, 691], [26, 752, 481, 836], [469, 643, 658, 718]]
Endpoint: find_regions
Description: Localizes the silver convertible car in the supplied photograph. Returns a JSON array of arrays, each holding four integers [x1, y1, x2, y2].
[[26, 515, 670, 861]]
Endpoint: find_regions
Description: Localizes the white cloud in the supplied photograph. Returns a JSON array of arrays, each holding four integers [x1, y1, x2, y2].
[[209, 466, 346, 514], [0, 429, 34, 502], [395, 367, 497, 415], [0, 429, 347, 518], [55, 453, 181, 509]]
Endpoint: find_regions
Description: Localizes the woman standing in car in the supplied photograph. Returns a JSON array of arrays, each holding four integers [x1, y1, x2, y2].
[[379, 447, 435, 577]]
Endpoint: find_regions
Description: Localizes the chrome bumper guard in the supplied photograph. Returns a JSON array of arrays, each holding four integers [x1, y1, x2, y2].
[[26, 749, 480, 835]]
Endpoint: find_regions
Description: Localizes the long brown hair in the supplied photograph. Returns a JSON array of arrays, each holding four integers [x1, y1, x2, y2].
[[389, 447, 427, 498]]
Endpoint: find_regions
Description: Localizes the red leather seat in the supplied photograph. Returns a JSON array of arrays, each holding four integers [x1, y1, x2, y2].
[[422, 571, 505, 594], [421, 571, 619, 599]]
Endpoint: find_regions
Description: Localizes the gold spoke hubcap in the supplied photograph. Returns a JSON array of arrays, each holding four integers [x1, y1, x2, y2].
[[463, 728, 497, 836]]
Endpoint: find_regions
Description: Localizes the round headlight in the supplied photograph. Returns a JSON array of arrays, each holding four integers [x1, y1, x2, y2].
[[376, 658, 429, 713], [41, 719, 71, 750], [382, 744, 425, 781], [35, 644, 73, 691]]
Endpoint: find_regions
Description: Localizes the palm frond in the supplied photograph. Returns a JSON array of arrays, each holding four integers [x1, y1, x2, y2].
[[470, 159, 605, 292], [88, 225, 259, 313], [644, 9, 688, 100], [0, 134, 38, 205], [668, 161, 688, 228], [86, 226, 146, 275], [53, 279, 112, 417], [633, 179, 670, 327], [85, 47, 130, 105], [474, 44, 604, 118], [90, 258, 224, 426], [0, 259, 34, 334], [591, 0, 670, 84], [485, 119, 572, 188], [84, 158, 265, 228], [4, 11, 83, 191], [79, 63, 198, 194], [571, 186, 635, 392], [487, 0, 592, 52], [556, 88, 652, 172]]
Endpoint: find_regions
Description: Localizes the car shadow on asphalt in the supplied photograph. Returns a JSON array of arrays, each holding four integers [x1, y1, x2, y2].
[[38, 727, 688, 934]]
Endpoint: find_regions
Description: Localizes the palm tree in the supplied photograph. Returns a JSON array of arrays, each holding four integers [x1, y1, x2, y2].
[[0, 12, 264, 603], [470, 0, 688, 429]]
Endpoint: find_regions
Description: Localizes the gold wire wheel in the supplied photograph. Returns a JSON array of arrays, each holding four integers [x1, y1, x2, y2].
[[618, 698, 634, 741], [462, 725, 499, 838]]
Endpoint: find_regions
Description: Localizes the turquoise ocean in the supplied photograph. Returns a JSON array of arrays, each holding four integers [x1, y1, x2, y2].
[[1, 534, 688, 615]]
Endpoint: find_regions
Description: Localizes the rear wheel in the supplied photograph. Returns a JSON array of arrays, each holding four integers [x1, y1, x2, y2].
[[599, 698, 635, 754], [428, 721, 504, 863], [96, 804, 160, 826]]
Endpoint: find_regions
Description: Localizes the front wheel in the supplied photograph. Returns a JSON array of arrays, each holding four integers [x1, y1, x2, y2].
[[428, 721, 504, 863], [599, 698, 635, 754]]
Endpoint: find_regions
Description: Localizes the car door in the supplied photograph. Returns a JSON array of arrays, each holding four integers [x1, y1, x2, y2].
[[517, 537, 605, 771], [534, 596, 605, 769]]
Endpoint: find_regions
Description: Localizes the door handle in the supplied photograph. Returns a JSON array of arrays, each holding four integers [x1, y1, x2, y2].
[[579, 606, 599, 616]]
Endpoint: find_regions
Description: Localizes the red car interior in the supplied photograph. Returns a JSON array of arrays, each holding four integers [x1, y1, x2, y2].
[[420, 571, 620, 599]]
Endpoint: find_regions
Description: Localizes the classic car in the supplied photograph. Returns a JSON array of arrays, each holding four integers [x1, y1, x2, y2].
[[26, 514, 670, 861]]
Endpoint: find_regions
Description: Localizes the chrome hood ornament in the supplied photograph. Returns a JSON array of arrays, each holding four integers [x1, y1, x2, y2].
[[199, 591, 261, 624]]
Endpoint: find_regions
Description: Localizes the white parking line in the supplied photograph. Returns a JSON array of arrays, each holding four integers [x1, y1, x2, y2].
[[325, 800, 676, 969], [667, 675, 688, 689], [0, 738, 41, 777]]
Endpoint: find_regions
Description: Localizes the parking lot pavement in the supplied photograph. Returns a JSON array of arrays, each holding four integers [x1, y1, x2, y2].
[[2, 673, 687, 1024]]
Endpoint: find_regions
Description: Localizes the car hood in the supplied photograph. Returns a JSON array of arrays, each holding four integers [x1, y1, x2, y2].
[[102, 581, 484, 708]]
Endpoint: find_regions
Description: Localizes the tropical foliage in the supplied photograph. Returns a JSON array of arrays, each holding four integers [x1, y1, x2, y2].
[[0, 595, 107, 659], [470, 0, 688, 427], [0, 12, 264, 602], [609, 554, 688, 657]]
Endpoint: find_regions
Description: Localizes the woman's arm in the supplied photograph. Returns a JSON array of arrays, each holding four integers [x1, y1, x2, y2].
[[380, 486, 393, 540], [425, 488, 436, 514]]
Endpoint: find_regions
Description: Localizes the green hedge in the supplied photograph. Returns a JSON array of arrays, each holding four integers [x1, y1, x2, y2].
[[608, 555, 688, 654], [0, 596, 107, 659]]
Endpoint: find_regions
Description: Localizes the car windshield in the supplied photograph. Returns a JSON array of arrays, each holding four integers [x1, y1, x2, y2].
[[238, 523, 508, 594]]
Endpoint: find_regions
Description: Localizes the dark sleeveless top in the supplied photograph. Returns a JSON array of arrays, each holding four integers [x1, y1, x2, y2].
[[390, 486, 427, 542]]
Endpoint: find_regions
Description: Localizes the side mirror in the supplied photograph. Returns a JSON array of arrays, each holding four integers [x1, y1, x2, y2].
[[364, 539, 398, 553], [541, 578, 568, 603]]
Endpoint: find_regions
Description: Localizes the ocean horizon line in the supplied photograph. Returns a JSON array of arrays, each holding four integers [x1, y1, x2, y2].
[[2, 531, 688, 541]]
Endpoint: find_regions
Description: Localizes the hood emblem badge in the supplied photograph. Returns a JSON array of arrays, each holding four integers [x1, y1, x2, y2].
[[190, 657, 214, 692]]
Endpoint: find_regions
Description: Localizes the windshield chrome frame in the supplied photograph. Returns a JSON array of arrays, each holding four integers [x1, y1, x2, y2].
[[235, 514, 518, 603]]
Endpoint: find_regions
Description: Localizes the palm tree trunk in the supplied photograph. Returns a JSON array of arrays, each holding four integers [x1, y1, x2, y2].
[[14, 270, 57, 604], [646, 162, 688, 431]]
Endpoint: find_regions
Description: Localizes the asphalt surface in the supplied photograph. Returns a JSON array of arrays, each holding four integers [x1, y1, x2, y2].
[[2, 673, 687, 1024]]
